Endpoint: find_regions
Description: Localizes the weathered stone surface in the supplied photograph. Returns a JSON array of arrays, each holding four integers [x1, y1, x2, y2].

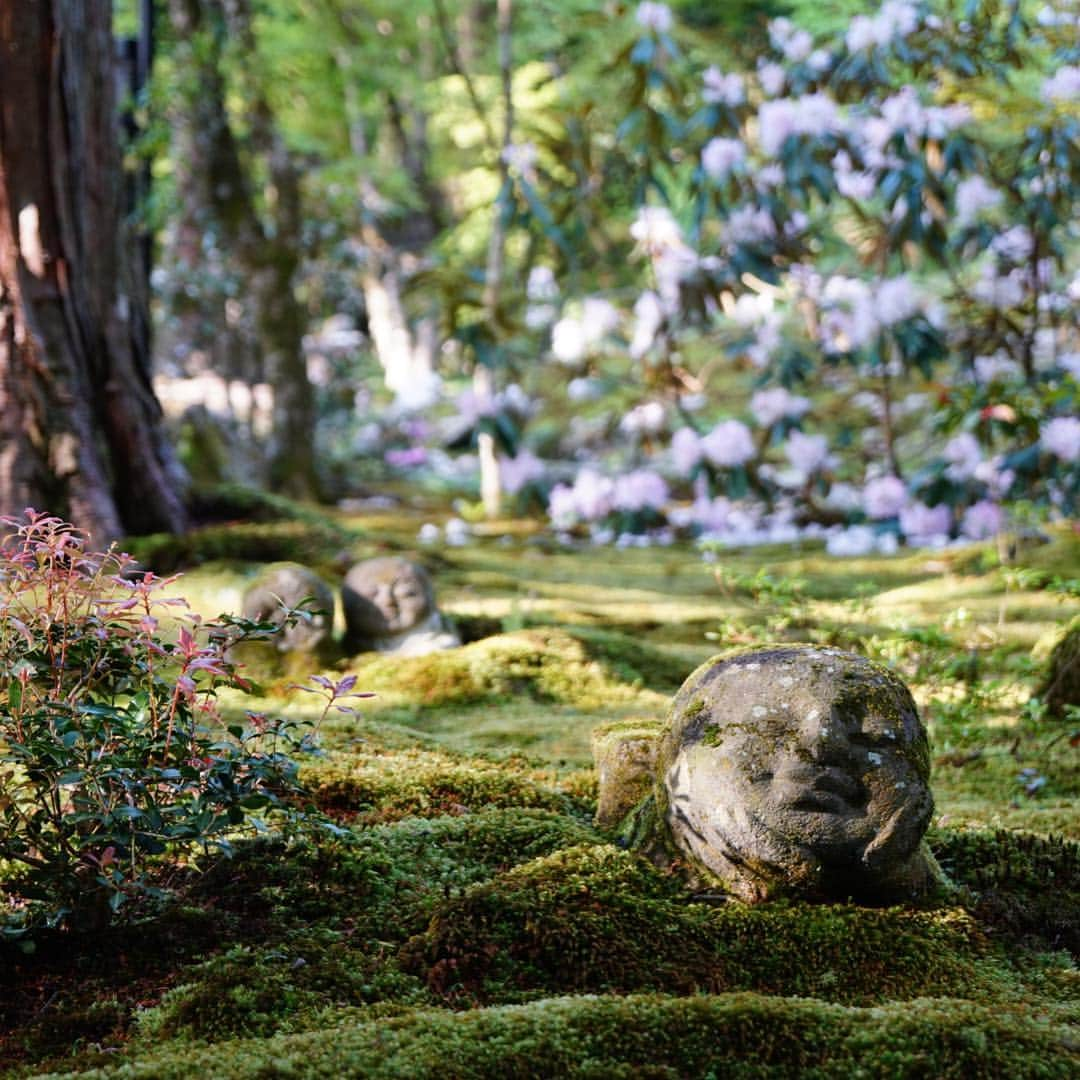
[[342, 556, 459, 656], [591, 719, 662, 830], [656, 645, 938, 903], [241, 562, 334, 653], [1037, 616, 1080, 719]]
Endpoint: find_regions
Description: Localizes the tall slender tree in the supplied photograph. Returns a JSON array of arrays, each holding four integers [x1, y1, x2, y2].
[[0, 0, 188, 541]]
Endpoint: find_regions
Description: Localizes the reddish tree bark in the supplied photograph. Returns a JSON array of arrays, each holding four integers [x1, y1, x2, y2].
[[0, 0, 188, 541]]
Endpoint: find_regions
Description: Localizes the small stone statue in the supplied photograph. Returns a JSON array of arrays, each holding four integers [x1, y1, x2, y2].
[[241, 562, 335, 653], [341, 556, 459, 656], [646, 645, 939, 903]]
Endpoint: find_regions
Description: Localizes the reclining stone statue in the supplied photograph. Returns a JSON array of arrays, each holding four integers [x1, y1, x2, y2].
[[341, 556, 460, 656], [241, 562, 335, 653], [598, 644, 943, 903]]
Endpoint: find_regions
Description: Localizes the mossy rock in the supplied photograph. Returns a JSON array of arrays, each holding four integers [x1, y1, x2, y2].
[[301, 746, 584, 824], [35, 993, 1080, 1079], [401, 843, 999, 1006], [1035, 615, 1080, 719], [354, 629, 666, 710], [590, 718, 663, 829]]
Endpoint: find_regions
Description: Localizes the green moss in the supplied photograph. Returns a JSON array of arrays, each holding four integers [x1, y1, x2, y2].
[[301, 745, 585, 823], [353, 629, 666, 711], [37, 993, 1079, 1079], [132, 939, 423, 1043], [188, 810, 600, 940], [930, 827, 1080, 951], [401, 844, 1005, 1006], [123, 520, 352, 574], [558, 628, 697, 692]]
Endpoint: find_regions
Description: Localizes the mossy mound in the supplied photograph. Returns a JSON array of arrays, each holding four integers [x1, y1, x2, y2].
[[188, 810, 599, 938], [401, 844, 998, 1006], [353, 629, 668, 710], [1036, 616, 1080, 719], [930, 827, 1080, 952], [38, 993, 1079, 1079], [560, 627, 696, 692], [301, 746, 585, 823], [132, 939, 421, 1043], [123, 520, 352, 574], [186, 484, 336, 528]]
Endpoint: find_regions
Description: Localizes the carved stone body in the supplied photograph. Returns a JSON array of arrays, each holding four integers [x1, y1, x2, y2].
[[241, 563, 334, 653], [342, 557, 459, 656], [657, 645, 937, 903]]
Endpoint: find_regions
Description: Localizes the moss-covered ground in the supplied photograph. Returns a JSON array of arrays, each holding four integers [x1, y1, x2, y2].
[[2, 497, 1078, 1077]]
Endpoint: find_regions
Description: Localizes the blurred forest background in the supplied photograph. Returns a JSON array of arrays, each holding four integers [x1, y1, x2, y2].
[[0, 0, 1076, 549]]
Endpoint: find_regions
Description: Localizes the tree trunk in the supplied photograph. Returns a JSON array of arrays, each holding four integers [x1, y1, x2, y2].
[[0, 0, 188, 542], [476, 0, 515, 520], [165, 0, 319, 499]]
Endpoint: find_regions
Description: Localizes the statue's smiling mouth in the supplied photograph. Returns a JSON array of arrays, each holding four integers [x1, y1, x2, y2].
[[781, 768, 865, 813]]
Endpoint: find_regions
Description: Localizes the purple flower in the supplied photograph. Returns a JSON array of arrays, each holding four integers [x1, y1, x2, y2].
[[961, 500, 1004, 540], [385, 447, 428, 468], [1041, 417, 1080, 463], [702, 420, 756, 468], [862, 475, 908, 519]]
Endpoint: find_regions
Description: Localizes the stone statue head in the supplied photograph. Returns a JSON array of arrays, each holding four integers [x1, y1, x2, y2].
[[658, 645, 935, 902], [241, 562, 334, 653], [342, 557, 436, 645]]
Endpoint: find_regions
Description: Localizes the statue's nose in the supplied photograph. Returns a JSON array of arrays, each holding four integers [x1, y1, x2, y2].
[[801, 707, 854, 765]]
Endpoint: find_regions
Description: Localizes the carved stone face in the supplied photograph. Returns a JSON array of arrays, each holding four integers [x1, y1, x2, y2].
[[660, 646, 934, 902], [342, 557, 435, 643], [241, 563, 334, 653]]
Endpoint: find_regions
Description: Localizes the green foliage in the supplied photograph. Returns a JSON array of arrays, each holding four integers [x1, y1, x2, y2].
[[0, 512, 309, 934]]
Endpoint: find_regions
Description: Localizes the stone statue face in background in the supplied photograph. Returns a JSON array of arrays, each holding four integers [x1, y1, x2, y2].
[[342, 557, 436, 643], [660, 646, 934, 902], [241, 562, 334, 653]]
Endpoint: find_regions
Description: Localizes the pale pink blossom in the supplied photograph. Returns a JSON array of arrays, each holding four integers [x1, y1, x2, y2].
[[572, 469, 616, 521], [724, 205, 776, 246], [944, 432, 982, 481], [620, 401, 667, 436], [702, 137, 746, 180], [751, 387, 810, 427], [635, 2, 672, 32], [670, 427, 703, 473], [1042, 65, 1080, 102], [862, 475, 908, 519], [629, 291, 665, 358], [955, 176, 1003, 227], [1041, 416, 1080, 462], [875, 276, 921, 325], [701, 419, 756, 467], [900, 502, 952, 542], [961, 500, 1004, 539], [613, 470, 670, 512], [500, 451, 545, 495], [757, 61, 786, 98], [991, 226, 1035, 264], [784, 431, 833, 476], [702, 67, 745, 106]]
